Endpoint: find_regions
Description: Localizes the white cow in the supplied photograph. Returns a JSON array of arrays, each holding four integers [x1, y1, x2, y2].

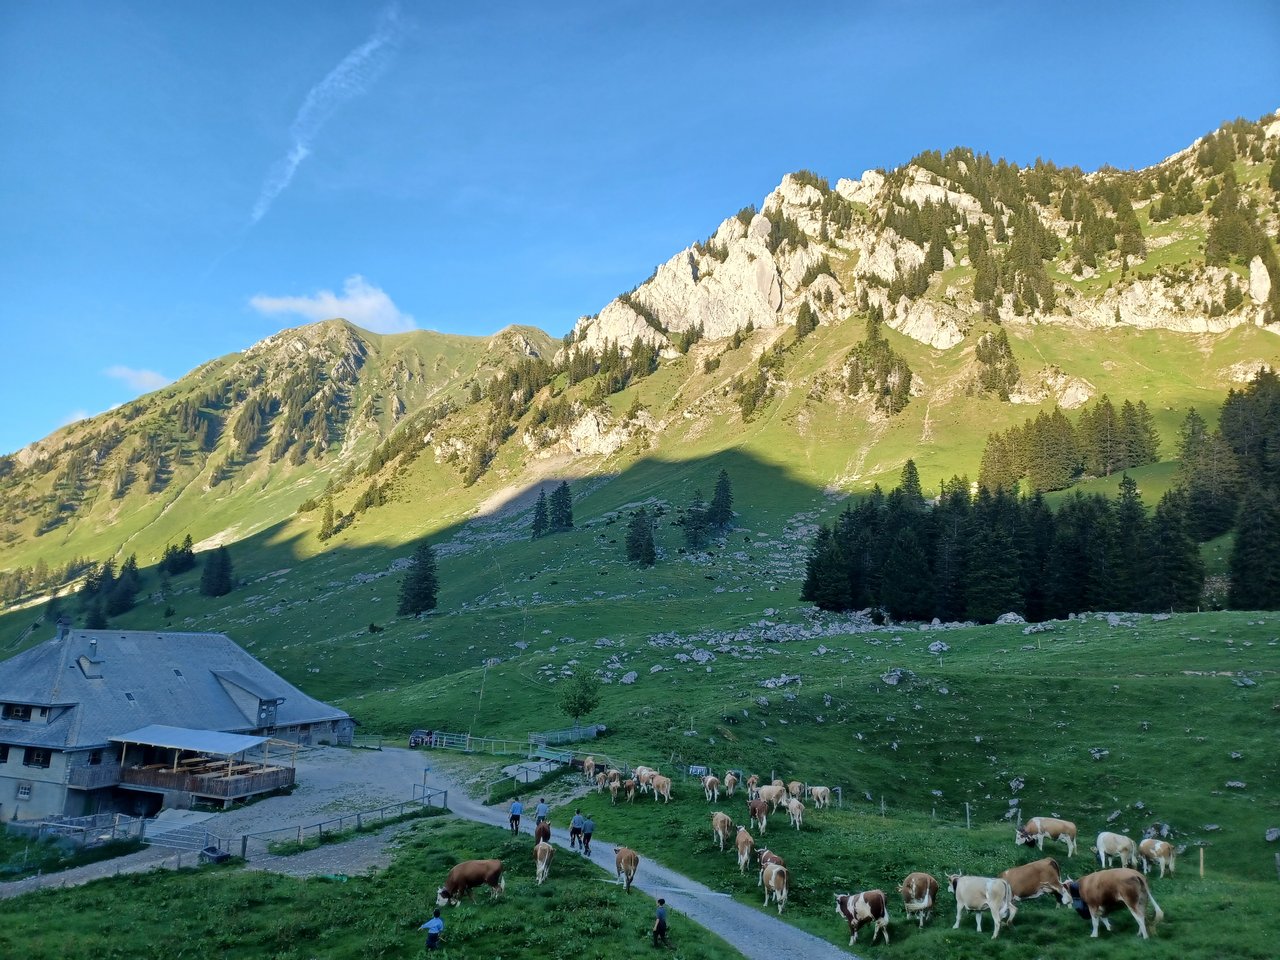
[[1096, 832, 1138, 869], [948, 875, 1016, 939]]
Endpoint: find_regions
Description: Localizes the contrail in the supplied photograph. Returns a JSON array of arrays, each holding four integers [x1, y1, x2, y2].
[[250, 4, 404, 224]]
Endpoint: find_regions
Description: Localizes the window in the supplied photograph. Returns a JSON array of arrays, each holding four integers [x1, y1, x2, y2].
[[2, 704, 32, 722], [16, 783, 32, 800], [0, 744, 8, 763], [88, 749, 102, 766], [23, 748, 51, 769], [37, 707, 47, 718], [124, 693, 135, 702]]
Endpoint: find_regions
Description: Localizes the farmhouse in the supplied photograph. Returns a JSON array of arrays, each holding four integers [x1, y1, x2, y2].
[[0, 623, 354, 820]]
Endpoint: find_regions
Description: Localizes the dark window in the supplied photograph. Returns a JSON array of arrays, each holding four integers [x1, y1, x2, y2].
[[0, 744, 9, 763], [23, 748, 51, 769], [124, 693, 135, 702], [173, 668, 184, 678], [88, 750, 102, 766], [37, 707, 47, 718], [2, 704, 32, 722]]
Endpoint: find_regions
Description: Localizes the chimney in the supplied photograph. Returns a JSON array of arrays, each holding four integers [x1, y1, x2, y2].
[[55, 616, 71, 642], [89, 637, 98, 655]]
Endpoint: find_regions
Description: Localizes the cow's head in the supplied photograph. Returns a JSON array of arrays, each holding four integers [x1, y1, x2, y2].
[[435, 887, 455, 907], [1054, 883, 1073, 907], [834, 893, 853, 920], [947, 874, 961, 893], [1063, 879, 1091, 920], [1015, 828, 1034, 846]]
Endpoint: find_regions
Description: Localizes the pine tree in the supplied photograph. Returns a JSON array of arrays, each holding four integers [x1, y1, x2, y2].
[[682, 490, 711, 550], [1145, 490, 1204, 611], [548, 482, 574, 532], [84, 597, 108, 629], [319, 497, 335, 541], [898, 459, 924, 510], [1228, 486, 1280, 609], [530, 488, 549, 539], [1110, 475, 1148, 610], [707, 469, 734, 530], [800, 526, 851, 611], [396, 541, 439, 616], [794, 302, 818, 340], [625, 508, 656, 566], [199, 546, 234, 597], [963, 525, 1023, 622], [879, 527, 933, 620]]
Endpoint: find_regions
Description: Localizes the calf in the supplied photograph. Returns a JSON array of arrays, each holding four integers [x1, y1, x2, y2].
[[761, 862, 789, 914], [1096, 832, 1138, 869], [835, 890, 889, 945], [1138, 838, 1176, 878], [899, 872, 939, 928], [712, 811, 734, 852], [534, 821, 551, 845], [948, 874, 1016, 939], [533, 842, 554, 885], [735, 826, 755, 874], [623, 778, 637, 803], [651, 774, 672, 803], [1000, 857, 1070, 910], [614, 846, 640, 893], [1065, 868, 1163, 939], [745, 774, 760, 794], [583, 756, 596, 782], [809, 785, 831, 809], [748, 798, 769, 834], [787, 797, 805, 831], [724, 771, 739, 797], [703, 775, 722, 802], [1017, 816, 1078, 858], [436, 859, 505, 906]]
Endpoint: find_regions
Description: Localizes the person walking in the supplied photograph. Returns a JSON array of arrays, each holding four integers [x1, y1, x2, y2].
[[509, 796, 523, 834], [535, 798, 549, 824], [652, 898, 669, 947], [419, 909, 444, 951], [569, 808, 585, 849], [581, 813, 594, 856]]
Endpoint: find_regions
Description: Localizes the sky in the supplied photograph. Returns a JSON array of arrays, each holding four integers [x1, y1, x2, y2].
[[1, 1, 1277, 455]]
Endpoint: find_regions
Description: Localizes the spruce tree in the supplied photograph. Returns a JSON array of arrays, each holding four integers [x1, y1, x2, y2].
[[682, 490, 711, 550], [530, 488, 549, 539], [879, 527, 933, 620], [1228, 486, 1280, 609], [199, 546, 234, 597], [548, 482, 574, 532], [85, 598, 108, 630], [1110, 474, 1149, 610], [800, 526, 851, 611], [708, 469, 734, 530], [898, 459, 925, 510], [625, 508, 656, 566], [794, 302, 818, 340], [396, 541, 439, 616], [1145, 490, 1204, 611], [319, 497, 335, 541]]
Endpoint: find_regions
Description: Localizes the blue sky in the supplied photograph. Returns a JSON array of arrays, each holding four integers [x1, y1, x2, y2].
[[1, 1, 1277, 455]]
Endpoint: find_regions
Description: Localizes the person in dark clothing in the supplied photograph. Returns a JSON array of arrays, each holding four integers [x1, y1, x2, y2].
[[569, 808, 584, 849], [581, 814, 594, 855], [652, 898, 668, 947], [509, 797, 523, 834]]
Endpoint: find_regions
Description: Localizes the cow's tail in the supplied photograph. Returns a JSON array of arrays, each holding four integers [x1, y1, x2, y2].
[[1144, 877, 1164, 925]]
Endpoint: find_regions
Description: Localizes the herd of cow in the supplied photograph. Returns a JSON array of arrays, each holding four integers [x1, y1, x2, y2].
[[434, 757, 1176, 948]]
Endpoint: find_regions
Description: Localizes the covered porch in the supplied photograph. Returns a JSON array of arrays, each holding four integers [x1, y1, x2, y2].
[[111, 724, 297, 808]]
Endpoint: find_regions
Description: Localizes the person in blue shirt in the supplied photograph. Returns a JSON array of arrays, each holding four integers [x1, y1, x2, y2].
[[535, 798, 549, 823], [419, 909, 444, 951], [581, 814, 595, 855], [569, 809, 585, 849], [509, 797, 523, 834], [652, 898, 668, 947]]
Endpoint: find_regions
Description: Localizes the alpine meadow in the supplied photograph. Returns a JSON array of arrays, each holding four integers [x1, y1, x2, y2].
[[2, 104, 1280, 960]]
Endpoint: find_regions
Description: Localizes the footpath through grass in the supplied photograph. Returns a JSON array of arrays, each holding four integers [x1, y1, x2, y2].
[[0, 817, 742, 960]]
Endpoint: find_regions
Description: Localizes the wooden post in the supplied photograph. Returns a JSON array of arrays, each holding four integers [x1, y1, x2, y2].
[[241, 835, 248, 860], [880, 796, 886, 818], [966, 802, 972, 830], [1200, 848, 1205, 878]]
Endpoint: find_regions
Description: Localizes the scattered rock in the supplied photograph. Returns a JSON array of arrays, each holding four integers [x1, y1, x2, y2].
[[759, 674, 802, 689], [1233, 675, 1257, 687], [995, 612, 1025, 625], [1009, 777, 1025, 794], [756, 696, 770, 708], [1225, 781, 1247, 789], [1265, 827, 1280, 842], [1231, 751, 1243, 760], [1107, 810, 1122, 823], [1023, 623, 1055, 635], [1151, 613, 1172, 622], [763, 736, 776, 745], [1204, 824, 1221, 832], [619, 671, 638, 685], [928, 640, 950, 654], [880, 667, 915, 686], [1090, 747, 1110, 761]]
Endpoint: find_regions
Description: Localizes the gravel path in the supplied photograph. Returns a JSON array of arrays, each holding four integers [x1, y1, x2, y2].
[[0, 747, 860, 959]]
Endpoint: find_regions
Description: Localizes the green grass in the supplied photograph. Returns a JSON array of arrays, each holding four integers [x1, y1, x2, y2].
[[0, 835, 145, 881], [265, 804, 449, 856], [0, 817, 743, 960]]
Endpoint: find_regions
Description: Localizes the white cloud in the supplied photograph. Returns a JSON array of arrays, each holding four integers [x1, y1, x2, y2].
[[104, 366, 172, 392], [249, 275, 416, 333], [251, 5, 404, 223], [60, 409, 90, 427]]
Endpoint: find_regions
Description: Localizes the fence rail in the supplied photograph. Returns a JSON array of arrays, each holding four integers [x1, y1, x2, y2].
[[6, 812, 147, 848], [66, 764, 123, 790]]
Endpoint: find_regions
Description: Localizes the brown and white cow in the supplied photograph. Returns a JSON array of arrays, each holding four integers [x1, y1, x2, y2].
[[948, 874, 1016, 938], [835, 890, 889, 945], [999, 857, 1071, 909], [809, 785, 831, 809], [735, 826, 755, 874], [1096, 832, 1138, 869], [633, 766, 655, 794], [534, 821, 551, 845], [1065, 868, 1164, 939], [1017, 816, 1078, 858], [1138, 838, 1176, 878], [712, 812, 735, 852], [787, 780, 804, 799], [899, 872, 939, 928], [761, 862, 789, 914], [787, 797, 805, 831], [757, 783, 787, 811], [614, 846, 640, 893], [651, 774, 672, 803], [745, 774, 760, 794], [623, 778, 637, 803], [724, 771, 739, 797], [703, 775, 722, 802], [607, 768, 621, 784], [436, 859, 505, 906], [756, 847, 785, 886], [748, 797, 769, 834], [609, 780, 621, 804], [533, 841, 555, 885], [583, 756, 596, 782]]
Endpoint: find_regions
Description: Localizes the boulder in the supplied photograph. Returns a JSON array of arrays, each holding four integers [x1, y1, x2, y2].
[[1250, 255, 1272, 305]]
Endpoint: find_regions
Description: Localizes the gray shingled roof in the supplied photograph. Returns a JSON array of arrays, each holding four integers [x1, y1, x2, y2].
[[0, 629, 351, 750]]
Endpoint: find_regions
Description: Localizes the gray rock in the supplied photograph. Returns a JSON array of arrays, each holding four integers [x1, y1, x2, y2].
[[928, 640, 950, 654], [1233, 675, 1257, 687], [1265, 827, 1280, 842], [995, 612, 1026, 625], [1225, 781, 1247, 789], [1090, 747, 1110, 761], [881, 667, 915, 686], [1107, 810, 1122, 823]]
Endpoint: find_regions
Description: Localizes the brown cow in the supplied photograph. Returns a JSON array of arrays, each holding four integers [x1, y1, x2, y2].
[[1000, 857, 1071, 909], [761, 862, 788, 914], [533, 842, 555, 885], [712, 811, 734, 851], [809, 785, 832, 809], [1065, 868, 1163, 939], [614, 846, 640, 893], [651, 774, 672, 803], [724, 771, 739, 797], [748, 797, 769, 834], [835, 890, 889, 945], [735, 826, 755, 874], [623, 778, 637, 803], [583, 756, 596, 782], [899, 872, 939, 928], [703, 775, 722, 802], [1017, 816, 1078, 858], [1096, 832, 1138, 869], [1138, 838, 1176, 878], [534, 821, 551, 845], [436, 859, 505, 906]]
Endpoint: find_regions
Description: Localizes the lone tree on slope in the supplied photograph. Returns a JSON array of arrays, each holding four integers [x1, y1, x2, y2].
[[625, 507, 656, 566], [397, 541, 439, 616], [549, 481, 574, 532], [530, 488, 549, 539], [558, 672, 601, 731], [199, 546, 234, 598]]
